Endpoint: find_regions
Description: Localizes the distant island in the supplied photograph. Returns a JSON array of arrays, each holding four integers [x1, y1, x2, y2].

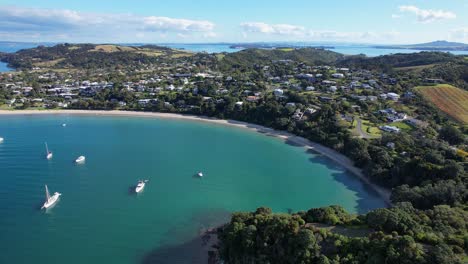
[[375, 40, 468, 51]]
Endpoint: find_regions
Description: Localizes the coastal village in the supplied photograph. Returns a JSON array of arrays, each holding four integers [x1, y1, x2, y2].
[[0, 47, 434, 141], [0, 44, 467, 263]]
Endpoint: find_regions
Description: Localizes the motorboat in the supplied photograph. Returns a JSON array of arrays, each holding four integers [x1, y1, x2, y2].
[[135, 180, 148, 193], [75, 155, 85, 163], [197, 171, 203, 177]]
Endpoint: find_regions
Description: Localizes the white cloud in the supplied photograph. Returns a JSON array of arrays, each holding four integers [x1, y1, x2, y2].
[[240, 22, 306, 36], [398, 5, 456, 23], [391, 14, 401, 19], [449, 28, 468, 42], [0, 6, 216, 41], [240, 22, 400, 42], [143, 16, 214, 32]]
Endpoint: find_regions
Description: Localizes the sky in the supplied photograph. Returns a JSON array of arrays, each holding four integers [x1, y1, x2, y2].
[[0, 0, 467, 44]]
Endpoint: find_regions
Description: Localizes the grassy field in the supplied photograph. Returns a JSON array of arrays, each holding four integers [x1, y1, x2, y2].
[[361, 119, 382, 137], [395, 64, 436, 72], [89, 45, 137, 52], [415, 84, 468, 124], [33, 58, 65, 67], [389, 121, 413, 131]]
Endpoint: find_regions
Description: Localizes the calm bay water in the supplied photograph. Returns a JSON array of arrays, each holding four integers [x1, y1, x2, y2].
[[0, 115, 385, 263]]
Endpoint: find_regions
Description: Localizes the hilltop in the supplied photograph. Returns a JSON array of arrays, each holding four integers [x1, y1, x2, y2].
[[0, 43, 194, 70], [375, 40, 468, 51]]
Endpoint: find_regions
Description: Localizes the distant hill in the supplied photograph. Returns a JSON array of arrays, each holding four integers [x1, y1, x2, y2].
[[375, 40, 468, 51], [220, 48, 344, 70], [0, 43, 193, 69]]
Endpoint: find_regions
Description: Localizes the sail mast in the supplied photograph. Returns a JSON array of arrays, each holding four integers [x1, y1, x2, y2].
[[45, 185, 50, 200]]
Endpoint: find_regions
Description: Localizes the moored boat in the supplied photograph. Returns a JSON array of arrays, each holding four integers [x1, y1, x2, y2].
[[135, 180, 148, 193], [45, 142, 53, 160], [75, 155, 85, 163], [41, 185, 61, 209], [197, 171, 203, 177]]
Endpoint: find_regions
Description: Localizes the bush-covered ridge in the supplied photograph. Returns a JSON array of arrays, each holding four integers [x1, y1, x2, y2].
[[218, 204, 467, 264]]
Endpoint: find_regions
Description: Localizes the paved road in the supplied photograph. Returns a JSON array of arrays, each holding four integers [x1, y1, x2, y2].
[[356, 118, 372, 139]]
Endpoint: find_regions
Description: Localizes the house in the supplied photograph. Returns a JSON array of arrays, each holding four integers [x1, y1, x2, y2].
[[273, 89, 284, 97], [292, 109, 304, 121], [305, 86, 315, 91], [387, 92, 400, 101], [305, 108, 317, 115], [329, 86, 338, 93], [235, 101, 244, 107], [286, 102, 296, 108], [319, 96, 333, 102], [331, 73, 345, 79], [246, 96, 259, 102], [379, 125, 400, 133], [405, 118, 429, 128]]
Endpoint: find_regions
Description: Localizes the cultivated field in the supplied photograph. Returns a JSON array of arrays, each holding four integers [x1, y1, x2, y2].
[[416, 84, 468, 124]]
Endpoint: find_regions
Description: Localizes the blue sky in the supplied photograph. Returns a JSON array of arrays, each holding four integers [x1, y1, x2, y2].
[[0, 0, 467, 44]]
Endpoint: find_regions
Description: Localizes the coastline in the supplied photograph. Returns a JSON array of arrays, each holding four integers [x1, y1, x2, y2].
[[0, 109, 391, 205]]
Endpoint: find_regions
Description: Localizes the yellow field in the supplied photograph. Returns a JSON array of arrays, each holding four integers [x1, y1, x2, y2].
[[88, 45, 137, 52], [416, 84, 468, 124], [33, 58, 65, 67]]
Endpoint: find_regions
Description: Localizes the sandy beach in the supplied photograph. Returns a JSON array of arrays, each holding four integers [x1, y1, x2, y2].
[[0, 109, 391, 204]]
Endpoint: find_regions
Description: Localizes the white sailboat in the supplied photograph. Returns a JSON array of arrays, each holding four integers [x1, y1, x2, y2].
[[135, 180, 148, 193], [45, 142, 53, 160], [0, 137, 4, 143], [75, 155, 85, 163], [41, 185, 61, 209], [197, 171, 203, 177]]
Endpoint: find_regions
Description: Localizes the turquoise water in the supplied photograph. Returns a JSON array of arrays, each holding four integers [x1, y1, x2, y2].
[[0, 115, 385, 263]]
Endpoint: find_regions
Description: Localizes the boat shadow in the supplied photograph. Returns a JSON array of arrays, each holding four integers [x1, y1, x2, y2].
[[127, 186, 138, 195]]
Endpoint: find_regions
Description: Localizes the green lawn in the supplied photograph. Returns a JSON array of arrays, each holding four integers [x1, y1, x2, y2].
[[389, 121, 413, 131], [361, 119, 382, 137]]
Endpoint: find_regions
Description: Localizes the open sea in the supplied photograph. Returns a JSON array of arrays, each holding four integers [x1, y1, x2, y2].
[[0, 114, 386, 263]]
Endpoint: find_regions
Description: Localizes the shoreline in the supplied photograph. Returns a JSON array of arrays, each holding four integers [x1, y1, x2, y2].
[[0, 109, 391, 205]]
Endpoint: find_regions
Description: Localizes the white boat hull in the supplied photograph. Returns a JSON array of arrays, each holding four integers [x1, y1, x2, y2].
[[75, 156, 85, 163], [46, 152, 53, 160], [0, 137, 4, 143], [42, 192, 61, 209], [135, 183, 145, 193]]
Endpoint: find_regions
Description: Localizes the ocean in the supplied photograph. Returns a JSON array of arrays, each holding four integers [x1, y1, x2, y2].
[[1, 41, 468, 56], [0, 114, 386, 263]]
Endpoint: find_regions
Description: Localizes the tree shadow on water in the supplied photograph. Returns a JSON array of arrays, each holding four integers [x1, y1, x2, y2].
[[141, 235, 216, 264], [307, 153, 387, 214], [141, 208, 230, 264]]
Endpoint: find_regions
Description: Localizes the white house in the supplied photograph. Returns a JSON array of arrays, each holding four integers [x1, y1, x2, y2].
[[273, 89, 284, 96], [380, 125, 401, 133], [387, 93, 400, 101]]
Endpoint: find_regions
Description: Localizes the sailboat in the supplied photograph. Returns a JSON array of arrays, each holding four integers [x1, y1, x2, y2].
[[41, 185, 61, 209], [0, 137, 4, 143], [45, 142, 53, 160]]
